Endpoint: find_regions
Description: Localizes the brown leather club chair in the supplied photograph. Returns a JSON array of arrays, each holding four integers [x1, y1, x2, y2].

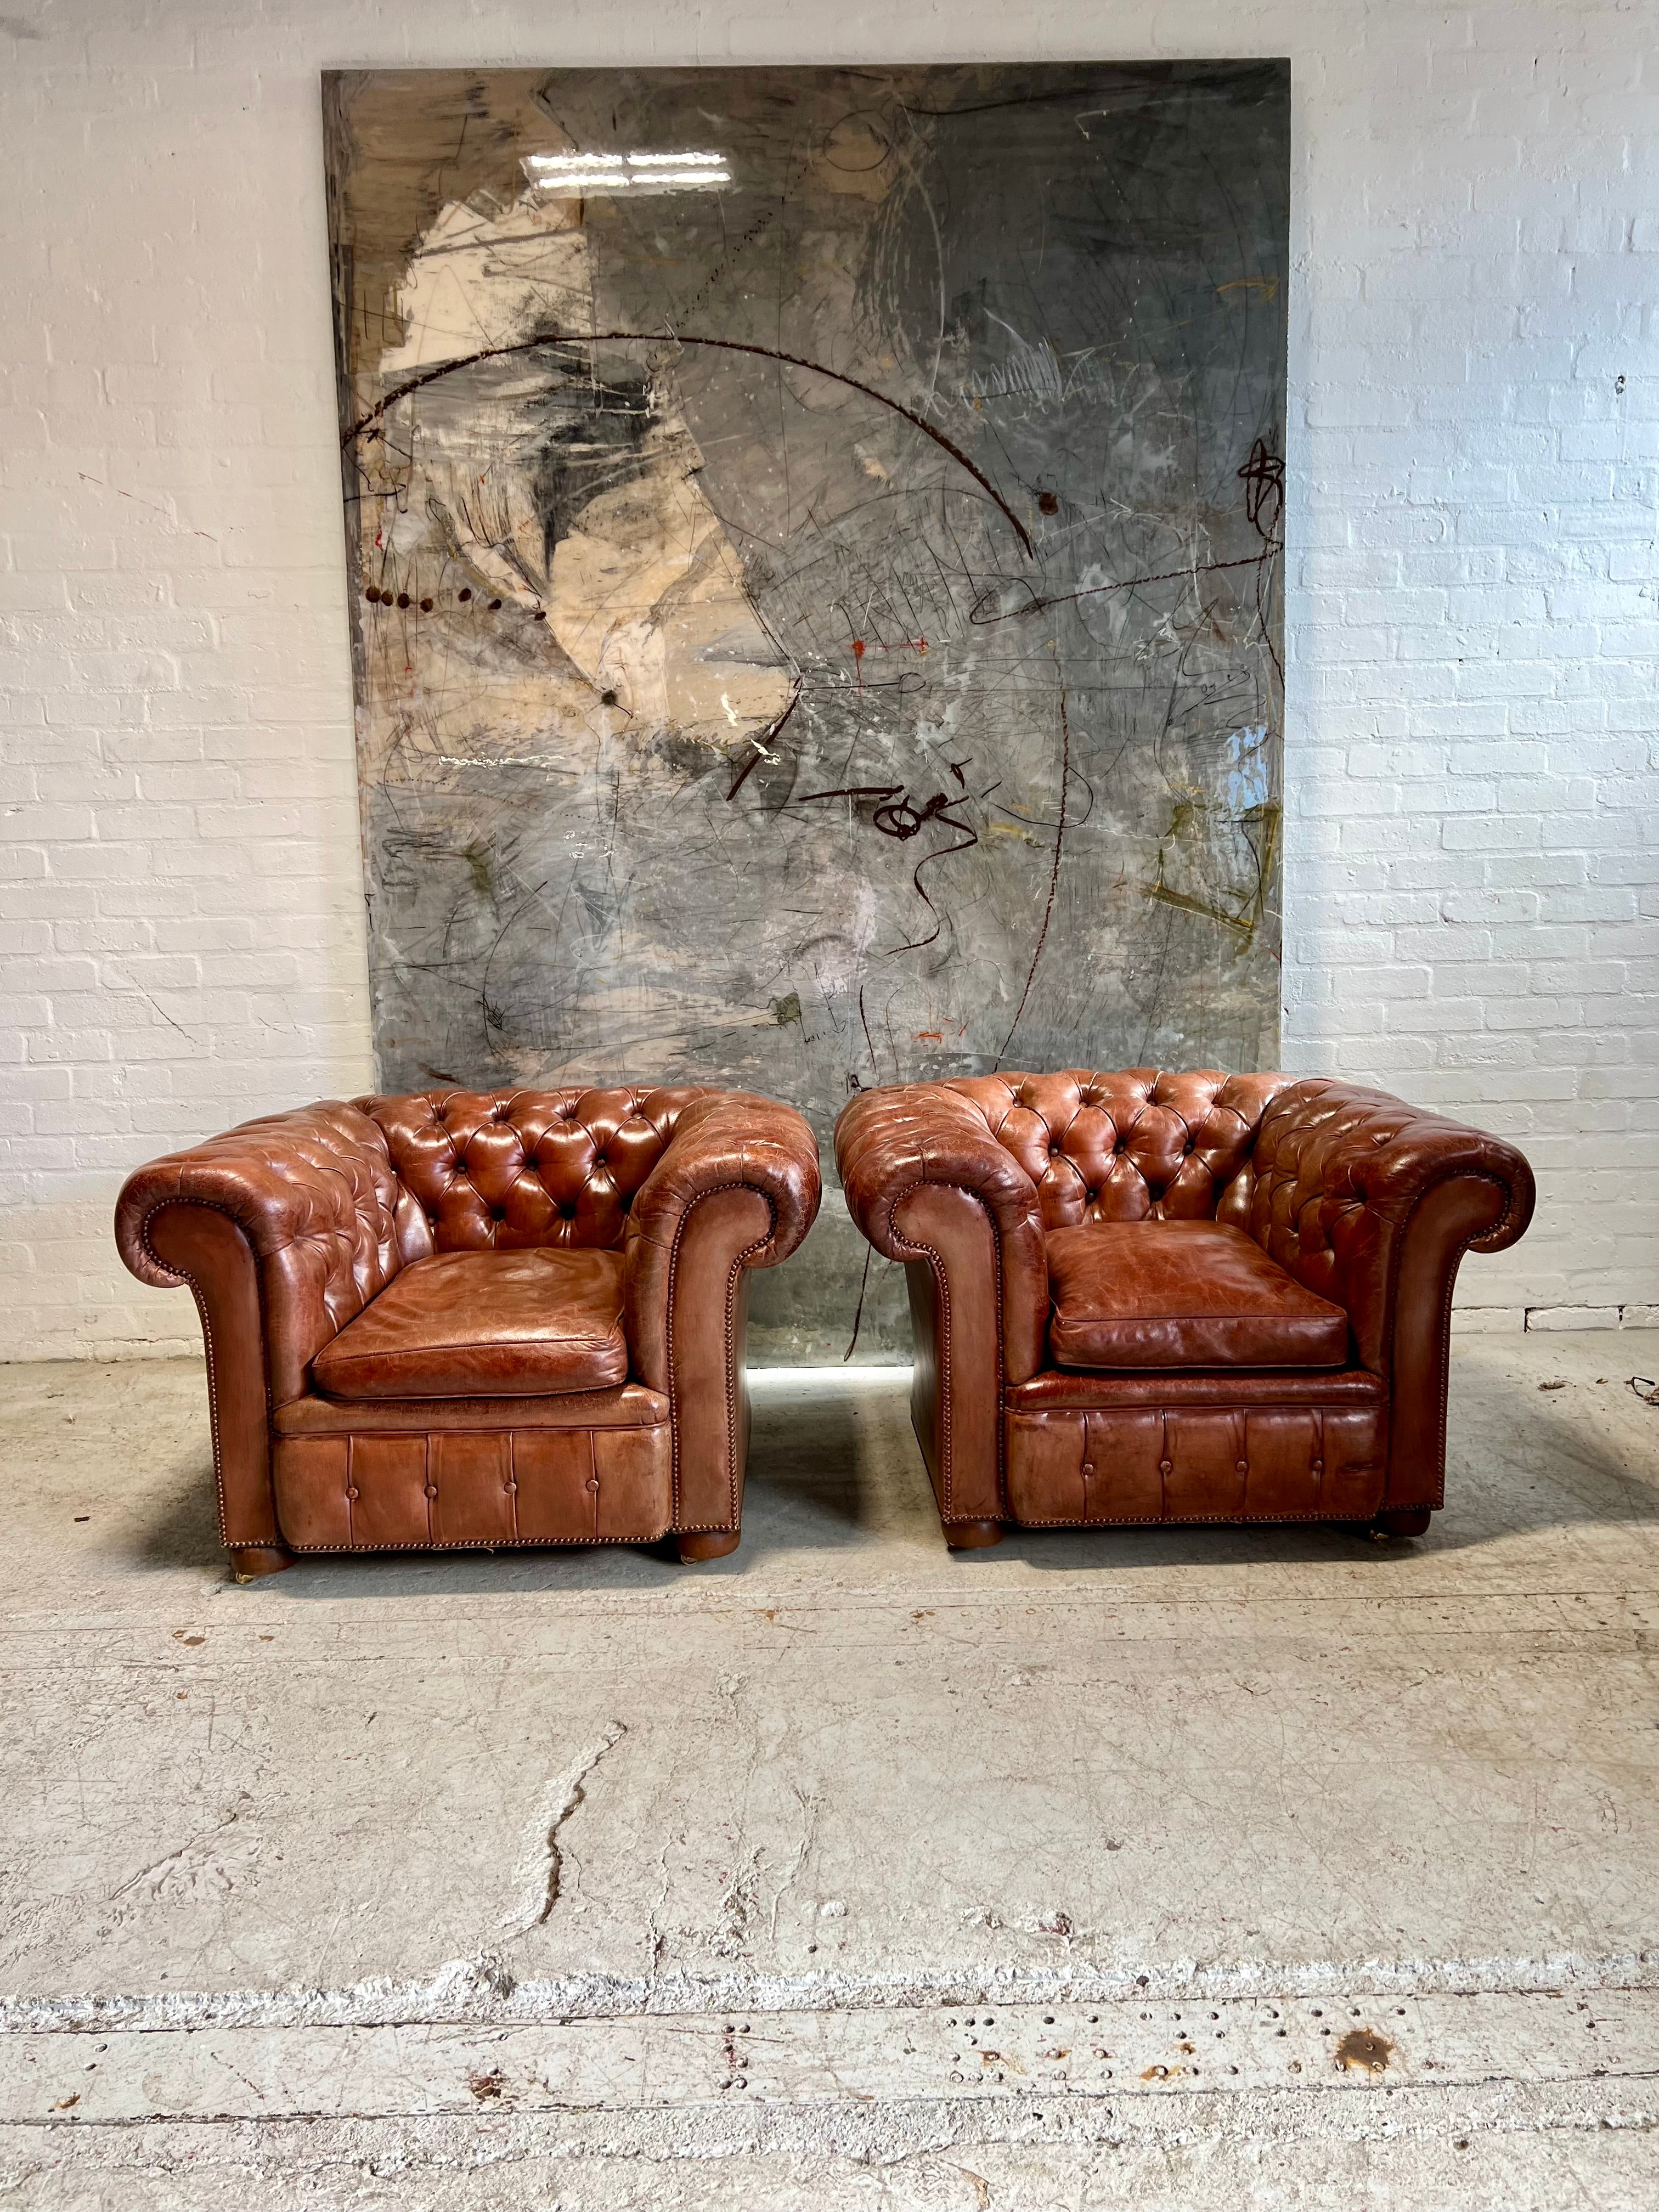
[[116, 1086, 820, 1577], [836, 1071, 1533, 1550]]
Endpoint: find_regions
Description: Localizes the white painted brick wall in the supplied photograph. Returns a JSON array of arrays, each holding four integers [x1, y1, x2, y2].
[[2, 0, 1655, 1359]]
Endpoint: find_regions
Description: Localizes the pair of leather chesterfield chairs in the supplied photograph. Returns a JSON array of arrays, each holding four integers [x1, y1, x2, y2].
[[115, 1071, 1533, 1578]]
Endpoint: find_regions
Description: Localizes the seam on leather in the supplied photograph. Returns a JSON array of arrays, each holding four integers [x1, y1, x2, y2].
[[1005, 1379, 1386, 1408], [284, 1532, 674, 1553], [663, 1180, 776, 1533], [1007, 1506, 1397, 1527]]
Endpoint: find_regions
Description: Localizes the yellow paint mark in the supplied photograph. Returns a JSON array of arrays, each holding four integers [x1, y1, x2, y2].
[[1218, 276, 1278, 301]]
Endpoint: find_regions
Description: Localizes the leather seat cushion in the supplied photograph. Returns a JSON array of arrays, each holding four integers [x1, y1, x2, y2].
[[311, 1248, 628, 1400], [1046, 1221, 1350, 1370]]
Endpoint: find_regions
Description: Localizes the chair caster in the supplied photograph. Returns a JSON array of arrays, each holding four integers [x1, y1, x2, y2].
[[678, 1528, 741, 1562], [1368, 1508, 1432, 1542], [943, 1519, 1005, 1550], [229, 1544, 295, 1582]]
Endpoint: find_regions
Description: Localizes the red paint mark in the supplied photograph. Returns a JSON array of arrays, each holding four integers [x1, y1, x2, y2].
[[852, 637, 865, 690], [916, 1030, 944, 1044]]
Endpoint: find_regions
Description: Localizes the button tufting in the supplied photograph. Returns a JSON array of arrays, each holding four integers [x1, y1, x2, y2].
[[1311, 1459, 1324, 1476], [585, 1476, 600, 1493], [504, 1479, 518, 1494], [491, 1207, 506, 1222], [345, 1485, 359, 1501], [1081, 1460, 1095, 1477], [1235, 1460, 1249, 1475], [1159, 1459, 1172, 1475], [424, 1483, 439, 1499]]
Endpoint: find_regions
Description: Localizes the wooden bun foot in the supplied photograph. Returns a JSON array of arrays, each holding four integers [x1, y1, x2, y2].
[[678, 1528, 741, 1563], [1368, 1507, 1433, 1541], [229, 1544, 295, 1582], [943, 1519, 1005, 1550]]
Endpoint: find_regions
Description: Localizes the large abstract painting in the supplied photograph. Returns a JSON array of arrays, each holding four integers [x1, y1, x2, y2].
[[325, 63, 1289, 1350]]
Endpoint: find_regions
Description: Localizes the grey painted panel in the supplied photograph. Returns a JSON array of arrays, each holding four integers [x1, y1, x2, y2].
[[326, 64, 1289, 1351]]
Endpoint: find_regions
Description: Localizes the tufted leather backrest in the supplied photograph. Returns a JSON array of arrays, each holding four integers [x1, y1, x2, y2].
[[355, 1086, 713, 1260], [941, 1070, 1297, 1232]]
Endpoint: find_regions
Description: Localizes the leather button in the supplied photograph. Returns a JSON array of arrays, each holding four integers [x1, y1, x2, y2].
[[424, 1483, 439, 1499], [1159, 1459, 1172, 1475], [345, 1485, 359, 1501], [1311, 1459, 1324, 1476], [1080, 1460, 1095, 1477], [1235, 1460, 1249, 1475], [585, 1476, 600, 1493], [491, 1207, 506, 1222], [504, 1479, 518, 1494]]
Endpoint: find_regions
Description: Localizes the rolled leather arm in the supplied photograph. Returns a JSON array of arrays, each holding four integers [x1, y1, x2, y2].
[[1250, 1078, 1535, 1357], [1251, 1079, 1536, 1509], [836, 1088, 1048, 1525], [836, 1082, 1046, 1257], [625, 1092, 821, 1534], [115, 1101, 405, 1402], [624, 1091, 821, 1383], [1255, 1080, 1534, 1250], [836, 1084, 1048, 1377]]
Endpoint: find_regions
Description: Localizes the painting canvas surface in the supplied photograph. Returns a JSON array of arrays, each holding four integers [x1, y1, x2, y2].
[[325, 62, 1289, 1348]]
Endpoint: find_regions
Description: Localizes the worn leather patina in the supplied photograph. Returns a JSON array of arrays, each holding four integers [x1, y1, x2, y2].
[[116, 1086, 821, 1573], [837, 1070, 1534, 1545]]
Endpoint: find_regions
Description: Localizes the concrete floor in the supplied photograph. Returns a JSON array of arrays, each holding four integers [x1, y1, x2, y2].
[[1, 1333, 1657, 2208]]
